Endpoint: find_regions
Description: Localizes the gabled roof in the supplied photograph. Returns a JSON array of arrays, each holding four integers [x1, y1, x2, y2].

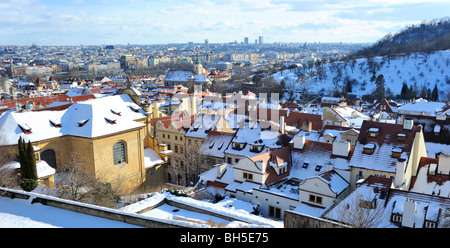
[[256, 107, 323, 131], [290, 140, 354, 180], [315, 170, 349, 195], [263, 145, 291, 186], [151, 111, 193, 131], [349, 120, 422, 172]]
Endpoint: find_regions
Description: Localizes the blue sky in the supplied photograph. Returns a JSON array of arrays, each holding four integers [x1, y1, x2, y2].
[[0, 0, 448, 45]]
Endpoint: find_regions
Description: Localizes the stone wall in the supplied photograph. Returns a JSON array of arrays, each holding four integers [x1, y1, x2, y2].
[[283, 210, 348, 228]]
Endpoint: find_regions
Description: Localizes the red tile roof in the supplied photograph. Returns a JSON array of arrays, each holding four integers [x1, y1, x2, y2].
[[409, 156, 449, 190], [0, 94, 96, 113], [357, 120, 421, 153], [249, 145, 291, 186]]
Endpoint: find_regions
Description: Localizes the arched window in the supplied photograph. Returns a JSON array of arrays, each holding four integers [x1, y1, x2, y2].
[[113, 141, 126, 165], [41, 149, 57, 169]]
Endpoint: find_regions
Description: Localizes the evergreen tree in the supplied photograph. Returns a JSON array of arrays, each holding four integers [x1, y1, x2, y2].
[[419, 86, 427, 99], [345, 79, 353, 93], [408, 85, 415, 100], [26, 141, 38, 180], [426, 88, 432, 100], [17, 138, 37, 181], [374, 74, 386, 101], [400, 82, 409, 100], [431, 84, 439, 101], [18, 137, 26, 179]]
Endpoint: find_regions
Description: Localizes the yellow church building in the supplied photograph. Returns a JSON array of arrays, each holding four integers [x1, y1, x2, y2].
[[0, 94, 164, 194]]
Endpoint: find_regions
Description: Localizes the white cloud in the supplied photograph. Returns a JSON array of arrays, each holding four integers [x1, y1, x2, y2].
[[0, 0, 445, 45]]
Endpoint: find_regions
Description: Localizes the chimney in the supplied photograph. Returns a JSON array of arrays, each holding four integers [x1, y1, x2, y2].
[[326, 162, 334, 171], [332, 140, 350, 157], [293, 134, 306, 150], [279, 116, 285, 134], [217, 163, 227, 179], [402, 199, 416, 228], [438, 153, 450, 175], [395, 158, 406, 187], [403, 117, 413, 131]]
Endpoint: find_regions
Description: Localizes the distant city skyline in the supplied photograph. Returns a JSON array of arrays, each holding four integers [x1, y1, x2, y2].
[[0, 0, 448, 46]]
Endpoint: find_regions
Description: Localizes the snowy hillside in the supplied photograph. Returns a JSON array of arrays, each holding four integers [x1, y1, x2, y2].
[[273, 50, 450, 101]]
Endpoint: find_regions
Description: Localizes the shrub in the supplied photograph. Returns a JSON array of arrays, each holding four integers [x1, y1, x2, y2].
[[20, 179, 38, 192]]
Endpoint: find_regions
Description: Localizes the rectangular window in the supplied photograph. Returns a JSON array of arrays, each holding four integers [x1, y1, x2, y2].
[[309, 194, 322, 205], [392, 214, 402, 223], [424, 221, 436, 228], [227, 157, 232, 164], [269, 206, 281, 219], [243, 172, 253, 181]]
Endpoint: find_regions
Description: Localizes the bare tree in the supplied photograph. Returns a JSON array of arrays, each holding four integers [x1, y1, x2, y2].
[[54, 152, 119, 208], [169, 143, 209, 187], [0, 132, 20, 190], [327, 190, 386, 228]]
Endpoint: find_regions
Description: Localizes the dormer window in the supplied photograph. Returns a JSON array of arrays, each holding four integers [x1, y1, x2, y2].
[[78, 119, 89, 127], [111, 109, 121, 116], [250, 144, 264, 153], [232, 142, 245, 150], [129, 106, 140, 112], [315, 165, 322, 171], [217, 141, 224, 150], [105, 117, 116, 125], [368, 128, 379, 138], [392, 147, 402, 158], [363, 143, 375, 154], [18, 124, 32, 134], [49, 120, 62, 128], [302, 162, 309, 168], [397, 133, 406, 142]]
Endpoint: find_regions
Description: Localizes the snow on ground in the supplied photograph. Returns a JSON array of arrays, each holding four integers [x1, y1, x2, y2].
[[273, 50, 450, 100], [0, 194, 141, 228], [121, 191, 283, 228]]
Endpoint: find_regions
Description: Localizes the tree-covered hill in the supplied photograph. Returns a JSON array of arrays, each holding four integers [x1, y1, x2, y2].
[[354, 17, 450, 57]]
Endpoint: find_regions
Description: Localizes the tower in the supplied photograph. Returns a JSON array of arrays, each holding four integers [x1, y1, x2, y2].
[[193, 55, 204, 75]]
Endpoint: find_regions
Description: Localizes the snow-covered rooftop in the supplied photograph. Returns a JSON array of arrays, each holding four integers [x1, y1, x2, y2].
[[0, 94, 146, 144]]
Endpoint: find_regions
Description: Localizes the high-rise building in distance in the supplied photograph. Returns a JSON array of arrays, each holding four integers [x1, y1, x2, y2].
[[259, 36, 263, 45]]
